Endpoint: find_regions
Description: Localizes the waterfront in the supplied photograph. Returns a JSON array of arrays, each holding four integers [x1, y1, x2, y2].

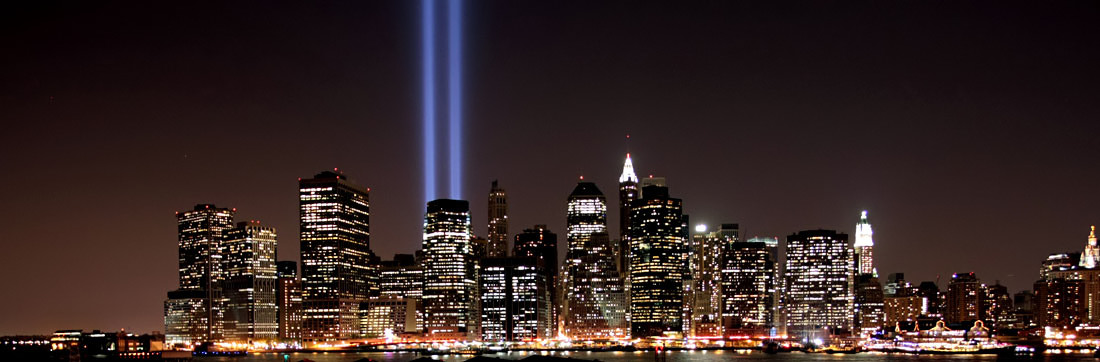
[[190, 350, 1100, 362]]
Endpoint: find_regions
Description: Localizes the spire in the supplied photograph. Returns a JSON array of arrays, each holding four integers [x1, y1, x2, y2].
[[854, 210, 874, 247], [619, 153, 639, 184], [1080, 225, 1098, 268], [1092, 225, 1097, 245]]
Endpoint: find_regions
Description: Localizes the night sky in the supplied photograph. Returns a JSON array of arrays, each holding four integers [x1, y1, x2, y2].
[[2, 1, 1099, 335]]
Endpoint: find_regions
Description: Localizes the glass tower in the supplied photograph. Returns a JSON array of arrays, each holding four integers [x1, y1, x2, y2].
[[785, 229, 853, 339], [629, 185, 686, 338], [562, 181, 627, 340], [422, 199, 478, 340], [222, 221, 278, 342]]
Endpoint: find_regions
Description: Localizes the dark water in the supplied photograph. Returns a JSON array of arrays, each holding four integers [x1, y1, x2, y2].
[[192, 350, 1099, 362]]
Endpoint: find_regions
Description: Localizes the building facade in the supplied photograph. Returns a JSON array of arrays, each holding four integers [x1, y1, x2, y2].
[[785, 230, 853, 338], [562, 181, 627, 340], [479, 257, 551, 342], [487, 180, 509, 258], [945, 272, 980, 324], [165, 204, 236, 344], [629, 185, 686, 338], [721, 238, 776, 336], [276, 261, 303, 343], [298, 171, 375, 341], [221, 221, 278, 342], [422, 199, 478, 340]]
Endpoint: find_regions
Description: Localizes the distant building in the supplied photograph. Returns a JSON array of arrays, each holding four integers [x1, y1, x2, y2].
[[1035, 277, 1084, 330], [422, 199, 478, 340], [562, 181, 627, 340], [359, 298, 421, 338], [221, 221, 278, 342], [298, 171, 375, 341], [513, 225, 558, 337], [1011, 290, 1037, 329], [980, 283, 1012, 330], [853, 274, 885, 336], [785, 230, 853, 338], [854, 211, 875, 275], [629, 185, 686, 338], [479, 257, 551, 341], [380, 254, 423, 300], [276, 261, 303, 343], [617, 153, 639, 296], [916, 281, 944, 318], [945, 272, 981, 324], [687, 225, 727, 338], [487, 181, 509, 258], [164, 289, 209, 346], [165, 204, 235, 344], [722, 237, 776, 336]]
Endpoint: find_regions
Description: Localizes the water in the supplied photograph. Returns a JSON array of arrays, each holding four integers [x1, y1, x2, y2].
[[192, 350, 1099, 362]]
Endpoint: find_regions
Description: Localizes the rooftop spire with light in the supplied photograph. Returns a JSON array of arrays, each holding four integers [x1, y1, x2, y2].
[[619, 153, 638, 184]]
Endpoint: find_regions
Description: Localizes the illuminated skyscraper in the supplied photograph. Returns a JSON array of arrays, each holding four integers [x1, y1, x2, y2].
[[688, 225, 726, 338], [980, 283, 1012, 330], [514, 225, 558, 336], [629, 185, 686, 338], [298, 170, 374, 341], [166, 204, 236, 343], [945, 272, 981, 324], [854, 211, 874, 275], [222, 221, 278, 342], [276, 261, 303, 343], [562, 181, 627, 340], [487, 180, 509, 258], [1080, 226, 1098, 269], [785, 230, 853, 338], [618, 153, 639, 282], [422, 199, 478, 340], [722, 234, 777, 336], [852, 274, 885, 337], [479, 257, 551, 341]]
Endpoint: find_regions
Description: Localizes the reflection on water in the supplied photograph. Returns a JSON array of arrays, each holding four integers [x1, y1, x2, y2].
[[193, 349, 1099, 362]]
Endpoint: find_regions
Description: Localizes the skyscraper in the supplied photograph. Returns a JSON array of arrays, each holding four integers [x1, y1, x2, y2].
[[422, 199, 478, 340], [487, 180, 509, 258], [854, 211, 874, 275], [276, 261, 303, 343], [688, 225, 726, 338], [852, 274, 885, 337], [945, 272, 981, 324], [722, 236, 777, 336], [785, 230, 853, 338], [618, 153, 639, 281], [379, 254, 423, 300], [222, 221, 278, 342], [562, 181, 627, 340], [629, 185, 686, 338], [514, 225, 558, 336], [479, 257, 551, 341], [298, 170, 374, 341], [166, 204, 236, 344]]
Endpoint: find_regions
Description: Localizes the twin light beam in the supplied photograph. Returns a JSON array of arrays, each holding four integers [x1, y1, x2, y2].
[[423, 0, 463, 203]]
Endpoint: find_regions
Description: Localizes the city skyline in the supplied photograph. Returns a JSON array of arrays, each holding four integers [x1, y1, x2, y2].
[[3, 1, 1100, 336]]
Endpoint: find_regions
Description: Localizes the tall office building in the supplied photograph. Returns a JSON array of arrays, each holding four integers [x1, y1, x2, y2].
[[945, 272, 981, 324], [980, 283, 1012, 330], [514, 225, 558, 336], [562, 181, 627, 340], [852, 274, 885, 337], [854, 211, 874, 275], [222, 221, 278, 342], [298, 170, 374, 341], [618, 153, 639, 281], [629, 185, 686, 338], [722, 236, 776, 336], [422, 199, 478, 340], [479, 257, 551, 341], [785, 230, 853, 338], [487, 181, 509, 258], [1035, 278, 1085, 330], [166, 204, 236, 344], [688, 225, 726, 338], [276, 261, 303, 343]]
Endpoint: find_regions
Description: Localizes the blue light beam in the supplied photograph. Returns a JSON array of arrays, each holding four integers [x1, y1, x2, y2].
[[422, 0, 436, 203], [447, 0, 463, 200]]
